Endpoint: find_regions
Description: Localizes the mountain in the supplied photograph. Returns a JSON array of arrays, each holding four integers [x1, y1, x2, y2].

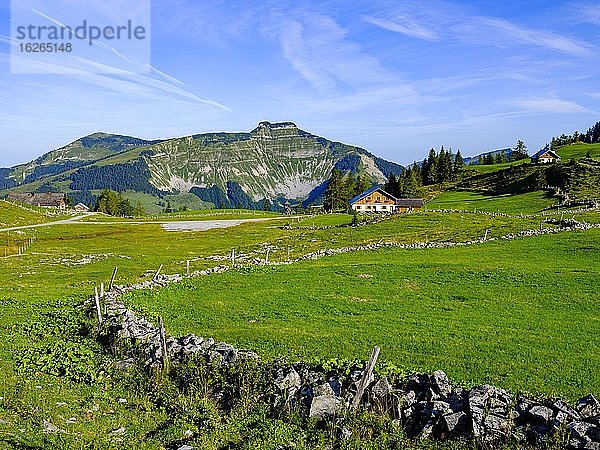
[[5, 133, 163, 186], [1, 122, 404, 212], [463, 148, 513, 166]]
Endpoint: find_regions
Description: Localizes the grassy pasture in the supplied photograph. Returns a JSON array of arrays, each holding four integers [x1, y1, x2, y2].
[[466, 159, 529, 174], [427, 190, 558, 214], [0, 201, 73, 228], [124, 229, 600, 401], [555, 143, 600, 160], [0, 205, 599, 447]]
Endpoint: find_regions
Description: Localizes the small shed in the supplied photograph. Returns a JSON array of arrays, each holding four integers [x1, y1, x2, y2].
[[74, 203, 90, 212], [396, 198, 425, 213]]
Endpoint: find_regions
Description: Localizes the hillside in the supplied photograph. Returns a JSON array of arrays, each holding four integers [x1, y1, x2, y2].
[[452, 143, 600, 203], [1, 122, 403, 211], [4, 133, 163, 186]]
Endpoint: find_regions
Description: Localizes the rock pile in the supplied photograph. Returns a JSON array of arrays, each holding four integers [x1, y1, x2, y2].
[[99, 286, 256, 369], [273, 365, 600, 449]]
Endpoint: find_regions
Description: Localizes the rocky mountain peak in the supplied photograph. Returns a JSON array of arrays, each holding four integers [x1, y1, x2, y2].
[[251, 121, 301, 139]]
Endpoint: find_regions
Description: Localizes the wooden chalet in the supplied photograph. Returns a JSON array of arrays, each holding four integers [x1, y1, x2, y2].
[[7, 193, 67, 209], [531, 149, 561, 164], [349, 186, 423, 213]]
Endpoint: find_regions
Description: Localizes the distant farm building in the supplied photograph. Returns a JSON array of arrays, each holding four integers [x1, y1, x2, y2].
[[7, 193, 67, 209], [531, 149, 561, 164], [395, 198, 425, 213], [349, 186, 424, 213], [74, 203, 90, 212]]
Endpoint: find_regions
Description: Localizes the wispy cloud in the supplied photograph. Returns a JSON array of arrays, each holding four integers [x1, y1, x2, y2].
[[363, 15, 439, 41], [586, 92, 600, 100], [3, 6, 230, 112], [477, 17, 593, 57], [364, 3, 593, 58], [515, 98, 592, 113], [574, 3, 600, 24], [266, 12, 391, 93]]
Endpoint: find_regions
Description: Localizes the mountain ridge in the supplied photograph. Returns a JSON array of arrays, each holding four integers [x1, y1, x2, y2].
[[1, 121, 404, 211]]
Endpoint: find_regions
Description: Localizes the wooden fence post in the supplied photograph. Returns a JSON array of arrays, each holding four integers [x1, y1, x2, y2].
[[352, 346, 380, 408], [158, 315, 169, 370], [231, 249, 236, 266], [100, 282, 104, 299], [186, 260, 190, 277], [153, 264, 163, 281], [484, 229, 489, 241], [109, 267, 118, 291], [94, 286, 103, 325]]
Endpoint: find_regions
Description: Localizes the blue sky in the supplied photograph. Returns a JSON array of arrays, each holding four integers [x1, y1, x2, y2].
[[1, 0, 599, 167]]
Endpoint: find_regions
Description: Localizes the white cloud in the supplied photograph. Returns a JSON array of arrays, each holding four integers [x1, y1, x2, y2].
[[586, 91, 600, 100], [515, 98, 591, 113], [477, 17, 593, 57], [267, 12, 392, 93], [363, 15, 439, 41]]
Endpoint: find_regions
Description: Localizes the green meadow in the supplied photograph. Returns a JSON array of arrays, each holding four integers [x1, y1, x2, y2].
[[124, 229, 600, 401], [427, 190, 558, 214], [0, 187, 599, 448]]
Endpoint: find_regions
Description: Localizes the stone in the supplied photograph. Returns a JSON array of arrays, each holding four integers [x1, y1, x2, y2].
[[114, 357, 136, 370], [309, 395, 341, 418], [432, 400, 452, 416], [431, 370, 452, 398], [313, 382, 335, 397], [349, 369, 363, 383], [553, 399, 581, 421], [418, 422, 434, 440], [398, 390, 417, 409], [442, 411, 469, 435], [274, 368, 301, 392], [529, 405, 554, 424], [43, 420, 64, 434], [570, 421, 595, 449], [577, 395, 600, 419], [371, 377, 393, 399], [469, 385, 512, 442], [328, 376, 342, 396], [176, 445, 195, 450]]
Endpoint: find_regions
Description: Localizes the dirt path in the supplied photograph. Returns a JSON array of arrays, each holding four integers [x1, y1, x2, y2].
[[0, 214, 92, 232]]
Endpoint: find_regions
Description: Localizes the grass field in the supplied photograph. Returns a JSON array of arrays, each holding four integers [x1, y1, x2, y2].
[[427, 190, 558, 214], [555, 143, 600, 160], [1, 203, 599, 448], [0, 201, 74, 228], [124, 229, 600, 401], [466, 159, 529, 174], [78, 208, 283, 222]]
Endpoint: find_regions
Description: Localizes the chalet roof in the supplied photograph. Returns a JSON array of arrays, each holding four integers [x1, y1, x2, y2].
[[532, 149, 561, 159], [396, 198, 425, 207], [7, 192, 66, 207], [348, 185, 395, 205]]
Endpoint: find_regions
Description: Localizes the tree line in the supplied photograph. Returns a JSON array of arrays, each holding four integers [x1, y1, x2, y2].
[[94, 189, 145, 217], [324, 170, 371, 211], [548, 120, 600, 149]]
